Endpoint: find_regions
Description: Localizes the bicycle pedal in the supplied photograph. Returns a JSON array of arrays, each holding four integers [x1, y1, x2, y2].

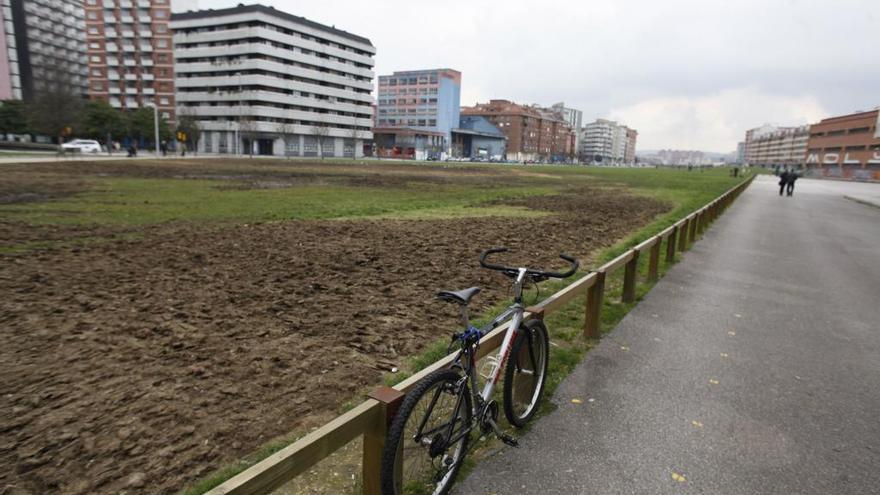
[[499, 433, 519, 448]]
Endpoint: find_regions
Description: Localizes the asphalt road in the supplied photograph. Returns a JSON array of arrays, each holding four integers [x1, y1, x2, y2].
[[456, 175, 880, 494]]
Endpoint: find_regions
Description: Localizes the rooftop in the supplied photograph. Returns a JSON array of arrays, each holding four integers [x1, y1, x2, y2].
[[170, 3, 373, 46]]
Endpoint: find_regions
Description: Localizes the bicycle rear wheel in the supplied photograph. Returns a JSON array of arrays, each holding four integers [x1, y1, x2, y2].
[[381, 368, 472, 495], [503, 319, 549, 427]]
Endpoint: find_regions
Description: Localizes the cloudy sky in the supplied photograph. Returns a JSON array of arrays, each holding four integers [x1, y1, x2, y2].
[[203, 0, 879, 152]]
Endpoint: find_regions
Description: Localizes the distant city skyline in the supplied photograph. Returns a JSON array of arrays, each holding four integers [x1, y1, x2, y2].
[[173, 1, 878, 151]]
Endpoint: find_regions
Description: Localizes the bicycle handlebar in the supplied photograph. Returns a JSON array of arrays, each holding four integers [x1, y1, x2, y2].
[[479, 247, 579, 279]]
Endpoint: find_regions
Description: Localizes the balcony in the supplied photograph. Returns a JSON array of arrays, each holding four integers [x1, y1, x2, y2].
[[123, 59, 137, 66], [125, 87, 138, 94], [138, 16, 151, 23], [142, 87, 155, 95], [124, 73, 137, 80], [109, 87, 121, 94]]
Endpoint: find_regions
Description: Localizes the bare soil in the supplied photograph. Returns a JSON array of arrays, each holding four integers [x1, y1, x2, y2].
[[0, 161, 668, 494]]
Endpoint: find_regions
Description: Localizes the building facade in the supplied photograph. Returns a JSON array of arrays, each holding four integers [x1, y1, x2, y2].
[[1, 0, 88, 101], [462, 99, 573, 162], [375, 68, 460, 156], [85, 0, 175, 120], [551, 102, 582, 156], [580, 118, 636, 164], [743, 124, 809, 168], [451, 115, 506, 160], [805, 109, 880, 181], [624, 127, 638, 164], [171, 4, 375, 157]]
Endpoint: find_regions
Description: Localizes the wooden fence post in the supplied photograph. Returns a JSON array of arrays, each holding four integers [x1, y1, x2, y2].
[[666, 227, 678, 263], [622, 250, 639, 303], [688, 214, 698, 244], [648, 239, 661, 282], [678, 219, 689, 251], [363, 387, 405, 495], [584, 270, 605, 338]]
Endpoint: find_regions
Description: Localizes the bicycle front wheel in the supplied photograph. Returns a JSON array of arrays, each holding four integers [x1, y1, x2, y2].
[[503, 319, 550, 427], [381, 368, 472, 495]]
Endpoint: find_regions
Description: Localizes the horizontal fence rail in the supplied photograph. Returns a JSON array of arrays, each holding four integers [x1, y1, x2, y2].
[[204, 174, 756, 495]]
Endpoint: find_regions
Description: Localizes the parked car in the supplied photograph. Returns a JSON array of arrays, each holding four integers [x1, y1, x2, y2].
[[61, 139, 102, 153]]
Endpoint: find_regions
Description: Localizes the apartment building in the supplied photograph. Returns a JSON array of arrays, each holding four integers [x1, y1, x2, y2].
[[171, 4, 375, 157], [580, 118, 636, 164], [0, 0, 87, 101], [374, 68, 460, 157], [85, 0, 175, 120], [805, 109, 880, 181], [551, 102, 582, 156], [743, 124, 809, 168], [462, 99, 573, 162]]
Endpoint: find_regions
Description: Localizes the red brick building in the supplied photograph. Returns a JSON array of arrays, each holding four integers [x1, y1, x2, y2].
[[85, 0, 176, 122], [461, 100, 574, 162], [805, 109, 880, 180]]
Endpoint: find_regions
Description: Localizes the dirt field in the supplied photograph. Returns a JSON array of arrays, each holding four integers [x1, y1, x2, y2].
[[0, 160, 669, 494]]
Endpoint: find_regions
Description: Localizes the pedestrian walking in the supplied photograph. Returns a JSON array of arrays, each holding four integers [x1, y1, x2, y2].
[[779, 168, 790, 196], [787, 170, 798, 196]]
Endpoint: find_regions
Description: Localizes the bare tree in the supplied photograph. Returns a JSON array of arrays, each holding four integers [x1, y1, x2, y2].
[[278, 121, 297, 160], [347, 126, 361, 160], [176, 108, 202, 155], [26, 67, 83, 146], [238, 116, 258, 158], [310, 120, 331, 160]]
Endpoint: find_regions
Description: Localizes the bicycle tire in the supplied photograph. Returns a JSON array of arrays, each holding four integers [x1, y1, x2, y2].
[[503, 319, 549, 427], [380, 368, 472, 495]]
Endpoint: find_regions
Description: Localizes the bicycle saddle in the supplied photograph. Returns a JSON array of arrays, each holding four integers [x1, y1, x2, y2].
[[437, 287, 481, 305]]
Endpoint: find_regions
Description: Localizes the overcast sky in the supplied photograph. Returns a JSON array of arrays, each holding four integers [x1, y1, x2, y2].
[[204, 0, 879, 152]]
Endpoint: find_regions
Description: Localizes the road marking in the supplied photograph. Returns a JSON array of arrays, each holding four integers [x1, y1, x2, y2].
[[571, 399, 582, 404], [709, 379, 719, 385], [671, 472, 687, 482]]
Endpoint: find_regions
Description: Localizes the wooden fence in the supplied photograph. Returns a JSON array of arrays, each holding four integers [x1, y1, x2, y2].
[[204, 174, 756, 495]]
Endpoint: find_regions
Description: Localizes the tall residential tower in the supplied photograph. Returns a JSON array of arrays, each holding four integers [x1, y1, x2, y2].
[[85, 0, 176, 120]]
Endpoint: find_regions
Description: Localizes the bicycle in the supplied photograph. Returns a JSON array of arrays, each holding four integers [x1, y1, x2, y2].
[[380, 247, 579, 495]]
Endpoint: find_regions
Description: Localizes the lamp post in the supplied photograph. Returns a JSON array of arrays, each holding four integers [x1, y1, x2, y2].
[[146, 103, 160, 158]]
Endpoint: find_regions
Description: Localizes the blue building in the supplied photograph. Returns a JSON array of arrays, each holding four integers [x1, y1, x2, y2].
[[452, 116, 507, 160]]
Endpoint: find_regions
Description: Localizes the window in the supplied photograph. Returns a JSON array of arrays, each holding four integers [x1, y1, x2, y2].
[[87, 11, 98, 19], [155, 24, 168, 33], [848, 127, 870, 134], [153, 10, 168, 18], [285, 137, 299, 154], [88, 26, 99, 34], [90, 55, 102, 62], [160, 96, 170, 105], [156, 39, 168, 48]]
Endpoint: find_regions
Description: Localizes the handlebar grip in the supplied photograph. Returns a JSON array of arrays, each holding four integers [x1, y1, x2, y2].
[[479, 247, 508, 270], [541, 253, 579, 279]]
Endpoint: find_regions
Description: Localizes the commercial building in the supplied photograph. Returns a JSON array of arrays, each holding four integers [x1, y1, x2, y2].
[[374, 68, 460, 158], [462, 99, 573, 162], [171, 4, 375, 157], [743, 124, 809, 168], [580, 118, 636, 164], [805, 109, 880, 181], [0, 0, 88, 101], [85, 0, 176, 120]]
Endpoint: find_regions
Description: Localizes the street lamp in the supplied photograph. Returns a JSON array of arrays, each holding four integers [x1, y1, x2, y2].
[[146, 103, 160, 158]]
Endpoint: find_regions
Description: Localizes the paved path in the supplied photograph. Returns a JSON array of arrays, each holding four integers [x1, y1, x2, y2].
[[457, 175, 880, 494]]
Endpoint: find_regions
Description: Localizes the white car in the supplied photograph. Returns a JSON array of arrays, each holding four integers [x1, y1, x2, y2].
[[61, 139, 102, 153]]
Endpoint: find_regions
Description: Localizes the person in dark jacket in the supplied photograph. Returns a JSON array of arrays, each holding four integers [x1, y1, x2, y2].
[[778, 168, 790, 196], [786, 170, 798, 196]]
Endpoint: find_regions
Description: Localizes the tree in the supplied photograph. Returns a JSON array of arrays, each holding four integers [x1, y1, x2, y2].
[[176, 111, 202, 154], [82, 100, 126, 153], [238, 116, 258, 158], [310, 120, 331, 160], [26, 68, 84, 144], [278, 121, 297, 160], [126, 107, 171, 149], [348, 126, 361, 160], [0, 100, 30, 137]]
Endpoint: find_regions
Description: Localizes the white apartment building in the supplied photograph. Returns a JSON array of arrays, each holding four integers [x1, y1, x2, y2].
[[744, 124, 809, 167], [171, 4, 375, 157], [580, 118, 637, 164], [0, 0, 87, 100]]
